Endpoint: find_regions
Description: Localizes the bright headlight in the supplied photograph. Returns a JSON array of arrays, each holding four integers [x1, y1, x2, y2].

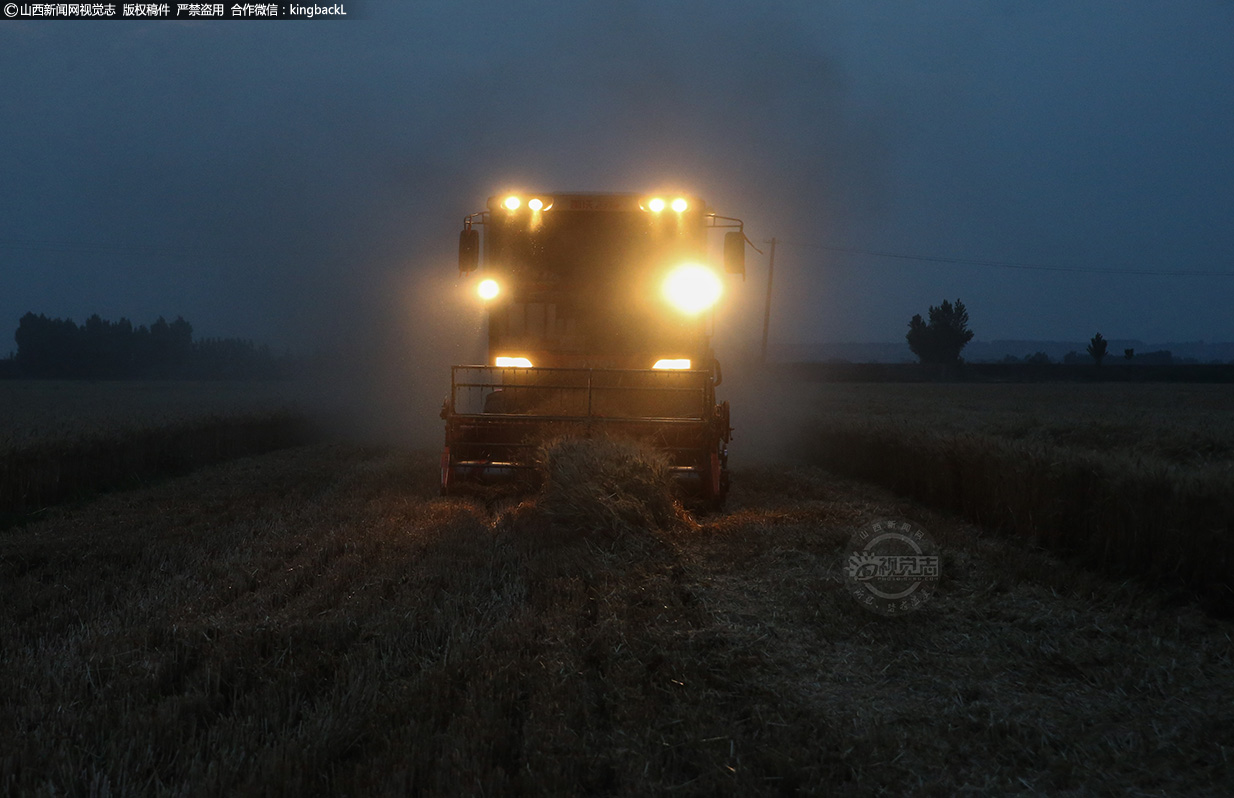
[[662, 263, 722, 315], [671, 197, 688, 212], [648, 197, 666, 212], [528, 198, 543, 211], [477, 278, 500, 300], [653, 358, 691, 370], [495, 356, 532, 368], [503, 196, 520, 211]]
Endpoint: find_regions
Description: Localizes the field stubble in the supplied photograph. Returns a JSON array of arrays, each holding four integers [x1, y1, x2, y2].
[[2, 441, 1232, 795]]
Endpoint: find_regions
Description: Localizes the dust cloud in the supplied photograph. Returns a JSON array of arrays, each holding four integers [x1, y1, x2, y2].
[[718, 358, 824, 468]]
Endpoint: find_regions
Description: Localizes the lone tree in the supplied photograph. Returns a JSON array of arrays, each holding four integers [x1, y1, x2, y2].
[[1087, 332, 1108, 366], [906, 299, 975, 365]]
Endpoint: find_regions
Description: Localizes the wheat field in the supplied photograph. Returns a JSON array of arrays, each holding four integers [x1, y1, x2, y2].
[[1, 379, 1232, 794], [0, 381, 303, 452], [733, 380, 1234, 611], [0, 380, 312, 526]]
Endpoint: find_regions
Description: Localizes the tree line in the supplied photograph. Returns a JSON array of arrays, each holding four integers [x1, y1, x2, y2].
[[3, 312, 293, 379], [905, 299, 1182, 366]]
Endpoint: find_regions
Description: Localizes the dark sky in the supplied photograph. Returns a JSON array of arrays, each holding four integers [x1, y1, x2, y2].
[[3, 0, 1233, 361]]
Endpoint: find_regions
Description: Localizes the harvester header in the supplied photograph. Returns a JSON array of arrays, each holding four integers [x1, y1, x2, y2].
[[442, 190, 749, 506]]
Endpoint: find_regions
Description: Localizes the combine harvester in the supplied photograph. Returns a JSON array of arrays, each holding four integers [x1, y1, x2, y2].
[[440, 191, 749, 507]]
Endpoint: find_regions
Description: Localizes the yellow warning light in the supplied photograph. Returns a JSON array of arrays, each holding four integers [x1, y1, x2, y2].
[[671, 197, 688, 212], [477, 278, 500, 300], [648, 197, 666, 212], [503, 196, 521, 211]]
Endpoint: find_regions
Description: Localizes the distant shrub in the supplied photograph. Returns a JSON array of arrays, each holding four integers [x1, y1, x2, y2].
[[906, 298, 975, 365], [1087, 333, 1108, 365]]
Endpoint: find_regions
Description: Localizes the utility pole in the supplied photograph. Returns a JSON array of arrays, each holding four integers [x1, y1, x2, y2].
[[760, 237, 777, 365]]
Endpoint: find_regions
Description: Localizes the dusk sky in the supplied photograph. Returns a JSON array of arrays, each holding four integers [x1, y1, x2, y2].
[[3, 1, 1233, 364]]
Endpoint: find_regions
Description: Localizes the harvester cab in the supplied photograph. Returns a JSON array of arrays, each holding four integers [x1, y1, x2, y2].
[[441, 191, 748, 507]]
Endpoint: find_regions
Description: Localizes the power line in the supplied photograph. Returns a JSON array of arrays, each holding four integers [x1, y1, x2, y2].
[[777, 240, 1234, 277]]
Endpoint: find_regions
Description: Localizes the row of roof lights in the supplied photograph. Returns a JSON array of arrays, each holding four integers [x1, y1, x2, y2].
[[645, 197, 689, 213], [502, 196, 550, 211], [498, 195, 690, 213], [494, 356, 692, 370]]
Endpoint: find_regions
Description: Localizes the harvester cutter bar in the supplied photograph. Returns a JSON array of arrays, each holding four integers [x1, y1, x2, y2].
[[442, 365, 725, 501]]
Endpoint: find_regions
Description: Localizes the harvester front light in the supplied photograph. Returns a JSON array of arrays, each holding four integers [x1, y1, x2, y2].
[[671, 197, 688, 212], [503, 195, 521, 211], [653, 359, 692, 370], [662, 263, 722, 315], [528, 198, 543, 211], [477, 278, 500, 301], [647, 197, 666, 213], [495, 356, 533, 368]]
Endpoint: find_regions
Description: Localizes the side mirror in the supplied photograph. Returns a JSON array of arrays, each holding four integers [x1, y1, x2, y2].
[[458, 228, 480, 273], [724, 231, 745, 277]]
